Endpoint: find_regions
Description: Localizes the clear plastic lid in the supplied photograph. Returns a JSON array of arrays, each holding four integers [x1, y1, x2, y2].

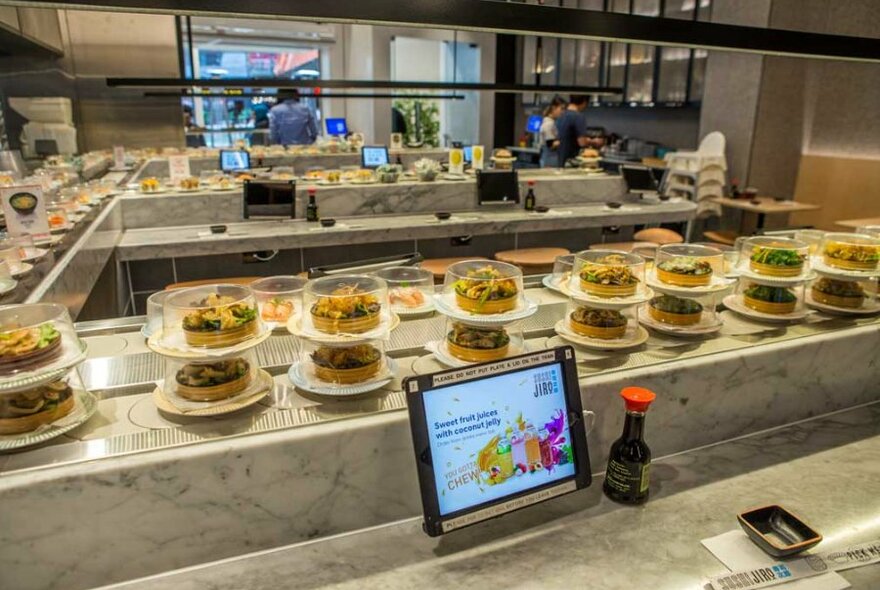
[[0, 303, 84, 383], [571, 250, 645, 298], [654, 244, 723, 286], [819, 232, 880, 271], [47, 207, 69, 230], [443, 260, 524, 315], [551, 254, 575, 283], [162, 284, 262, 349], [300, 339, 388, 385], [810, 276, 877, 310], [443, 318, 524, 363], [164, 349, 258, 402], [692, 242, 737, 275], [794, 229, 826, 255], [144, 290, 177, 338], [738, 281, 804, 315], [251, 275, 307, 323], [0, 245, 21, 273], [856, 225, 880, 238], [565, 301, 634, 340], [377, 267, 434, 313], [0, 367, 84, 435], [646, 292, 717, 327], [741, 236, 809, 277], [304, 275, 388, 335]]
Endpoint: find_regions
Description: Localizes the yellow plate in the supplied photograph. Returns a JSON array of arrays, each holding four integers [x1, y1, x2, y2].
[[446, 340, 509, 362], [455, 293, 517, 314], [810, 288, 864, 309], [743, 295, 797, 315], [656, 267, 712, 287], [822, 255, 877, 271], [579, 280, 637, 298], [648, 305, 702, 326], [568, 319, 627, 340], [749, 261, 803, 277]]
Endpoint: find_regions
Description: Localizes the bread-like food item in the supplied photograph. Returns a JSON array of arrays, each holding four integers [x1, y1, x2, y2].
[[446, 323, 510, 362], [175, 358, 252, 401], [0, 323, 62, 373], [569, 306, 627, 339], [494, 149, 513, 159], [140, 177, 161, 192], [310, 284, 381, 334], [311, 344, 381, 384], [182, 293, 259, 348], [178, 177, 200, 190], [580, 148, 600, 158], [0, 380, 74, 434], [453, 265, 519, 314]]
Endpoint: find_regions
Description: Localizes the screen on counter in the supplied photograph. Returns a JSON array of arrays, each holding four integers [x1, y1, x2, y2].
[[219, 150, 250, 172], [527, 115, 542, 133], [422, 362, 577, 516], [242, 180, 295, 219], [325, 118, 348, 136], [361, 145, 390, 168], [463, 146, 473, 163]]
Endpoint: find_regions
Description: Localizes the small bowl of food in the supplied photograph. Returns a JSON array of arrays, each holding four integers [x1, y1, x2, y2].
[[743, 237, 808, 277], [820, 233, 880, 271], [445, 260, 522, 314], [377, 267, 434, 313], [648, 295, 704, 326], [164, 285, 261, 348], [741, 283, 800, 315], [446, 321, 511, 362], [169, 354, 255, 402], [251, 275, 307, 323], [567, 304, 628, 339], [310, 342, 383, 384], [306, 275, 386, 334], [574, 250, 644, 298], [655, 244, 722, 287]]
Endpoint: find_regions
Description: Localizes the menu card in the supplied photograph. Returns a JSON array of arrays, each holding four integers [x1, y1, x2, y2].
[[0, 185, 51, 239], [472, 145, 485, 170], [449, 148, 464, 175], [168, 155, 191, 183]]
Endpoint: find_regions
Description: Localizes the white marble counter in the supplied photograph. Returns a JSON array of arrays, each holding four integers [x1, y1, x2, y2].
[[104, 403, 880, 590], [115, 199, 696, 261]]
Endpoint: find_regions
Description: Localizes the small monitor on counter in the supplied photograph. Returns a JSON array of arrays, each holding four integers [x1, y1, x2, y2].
[[220, 150, 251, 172], [526, 114, 542, 133], [477, 169, 519, 206], [361, 145, 390, 169], [463, 146, 473, 163], [405, 347, 591, 536], [621, 165, 659, 197], [325, 117, 348, 136], [242, 180, 295, 219]]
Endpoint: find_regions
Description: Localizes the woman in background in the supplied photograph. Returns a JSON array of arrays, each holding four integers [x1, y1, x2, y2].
[[539, 97, 566, 167]]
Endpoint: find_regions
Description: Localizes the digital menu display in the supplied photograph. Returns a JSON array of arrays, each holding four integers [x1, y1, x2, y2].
[[424, 362, 576, 516], [219, 150, 250, 172], [361, 145, 390, 168], [325, 117, 348, 136]]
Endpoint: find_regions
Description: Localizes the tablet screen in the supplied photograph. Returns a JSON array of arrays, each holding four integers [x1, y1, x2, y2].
[[423, 361, 577, 516], [220, 150, 250, 172], [361, 146, 390, 168], [326, 118, 348, 136]]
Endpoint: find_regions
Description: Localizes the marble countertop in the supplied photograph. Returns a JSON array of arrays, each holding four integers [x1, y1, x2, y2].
[[116, 199, 695, 261], [105, 403, 880, 590]]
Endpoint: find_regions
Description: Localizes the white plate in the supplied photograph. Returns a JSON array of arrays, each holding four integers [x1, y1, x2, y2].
[[638, 305, 723, 335], [811, 256, 880, 279], [49, 224, 72, 234], [287, 357, 396, 397], [10, 262, 33, 278], [554, 320, 649, 350], [391, 302, 435, 317], [428, 339, 528, 368], [148, 326, 271, 359], [646, 271, 735, 295], [442, 174, 468, 181], [560, 281, 654, 309], [153, 369, 272, 416], [209, 185, 236, 192], [349, 178, 378, 185], [175, 187, 202, 193], [139, 188, 168, 195], [542, 274, 566, 293], [432, 292, 538, 324], [723, 294, 810, 323], [734, 264, 816, 285], [287, 312, 399, 342], [0, 277, 17, 295], [805, 292, 880, 316], [21, 247, 49, 263], [0, 389, 97, 451], [317, 180, 343, 186]]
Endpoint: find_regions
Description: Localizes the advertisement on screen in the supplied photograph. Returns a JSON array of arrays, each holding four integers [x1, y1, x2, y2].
[[423, 362, 576, 516]]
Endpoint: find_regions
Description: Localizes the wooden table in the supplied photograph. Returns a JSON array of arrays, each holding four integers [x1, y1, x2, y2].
[[709, 196, 820, 231], [835, 216, 880, 230]]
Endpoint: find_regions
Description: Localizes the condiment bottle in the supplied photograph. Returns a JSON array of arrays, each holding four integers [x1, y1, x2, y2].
[[603, 386, 656, 505], [524, 180, 536, 211], [306, 187, 319, 222]]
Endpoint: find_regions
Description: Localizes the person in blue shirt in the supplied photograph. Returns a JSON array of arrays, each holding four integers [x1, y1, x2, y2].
[[555, 94, 590, 167], [269, 89, 318, 145]]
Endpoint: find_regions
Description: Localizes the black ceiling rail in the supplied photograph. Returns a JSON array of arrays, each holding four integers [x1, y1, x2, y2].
[[109, 77, 624, 95], [146, 91, 466, 100], [10, 0, 880, 62]]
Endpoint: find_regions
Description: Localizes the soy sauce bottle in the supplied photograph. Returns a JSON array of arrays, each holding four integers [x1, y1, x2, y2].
[[603, 387, 656, 505], [306, 187, 319, 222], [524, 180, 536, 211]]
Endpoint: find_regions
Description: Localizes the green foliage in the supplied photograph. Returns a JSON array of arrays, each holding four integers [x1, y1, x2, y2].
[[393, 94, 440, 147]]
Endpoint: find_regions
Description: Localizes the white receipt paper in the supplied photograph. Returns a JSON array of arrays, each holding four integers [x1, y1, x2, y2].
[[701, 530, 849, 590]]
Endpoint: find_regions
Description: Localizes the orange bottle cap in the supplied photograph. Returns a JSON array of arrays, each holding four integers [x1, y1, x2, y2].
[[620, 386, 656, 413]]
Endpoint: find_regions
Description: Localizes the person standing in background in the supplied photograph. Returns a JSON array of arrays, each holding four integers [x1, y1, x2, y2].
[[269, 89, 318, 145], [539, 97, 565, 167], [555, 94, 590, 167]]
